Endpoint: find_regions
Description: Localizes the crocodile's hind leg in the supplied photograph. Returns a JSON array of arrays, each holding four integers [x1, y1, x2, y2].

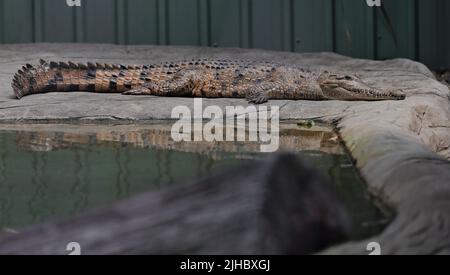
[[122, 70, 198, 97]]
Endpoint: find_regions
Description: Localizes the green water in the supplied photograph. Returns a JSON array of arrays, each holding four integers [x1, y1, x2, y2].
[[0, 130, 388, 240]]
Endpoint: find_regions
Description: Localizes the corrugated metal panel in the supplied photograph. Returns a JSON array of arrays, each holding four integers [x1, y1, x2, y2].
[[293, 0, 334, 53], [334, 0, 376, 58], [126, 0, 158, 45], [0, 0, 448, 69], [417, 0, 450, 69], [209, 0, 242, 48], [375, 0, 417, 60], [2, 0, 34, 43]]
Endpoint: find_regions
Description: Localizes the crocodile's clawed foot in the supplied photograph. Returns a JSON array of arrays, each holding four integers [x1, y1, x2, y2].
[[247, 96, 269, 105], [122, 87, 152, 95], [246, 91, 269, 105]]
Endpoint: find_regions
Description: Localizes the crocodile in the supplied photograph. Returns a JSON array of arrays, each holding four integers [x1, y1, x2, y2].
[[11, 59, 406, 104]]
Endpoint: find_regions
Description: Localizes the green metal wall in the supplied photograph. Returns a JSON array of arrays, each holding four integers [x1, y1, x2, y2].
[[0, 0, 448, 69]]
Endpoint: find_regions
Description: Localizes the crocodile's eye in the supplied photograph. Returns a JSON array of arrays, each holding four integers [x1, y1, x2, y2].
[[345, 75, 353, 80]]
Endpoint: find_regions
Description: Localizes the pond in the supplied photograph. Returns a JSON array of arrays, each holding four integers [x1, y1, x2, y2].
[[0, 123, 389, 240]]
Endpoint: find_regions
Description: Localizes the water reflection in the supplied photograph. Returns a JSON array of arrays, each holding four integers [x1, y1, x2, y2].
[[13, 124, 342, 156], [0, 123, 386, 239]]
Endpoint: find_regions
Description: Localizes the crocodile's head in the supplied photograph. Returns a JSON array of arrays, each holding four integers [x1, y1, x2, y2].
[[319, 73, 406, 101]]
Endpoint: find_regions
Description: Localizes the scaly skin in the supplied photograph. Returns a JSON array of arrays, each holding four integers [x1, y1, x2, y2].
[[11, 59, 406, 103]]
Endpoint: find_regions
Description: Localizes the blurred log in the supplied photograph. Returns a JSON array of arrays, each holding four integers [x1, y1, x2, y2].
[[0, 153, 350, 255]]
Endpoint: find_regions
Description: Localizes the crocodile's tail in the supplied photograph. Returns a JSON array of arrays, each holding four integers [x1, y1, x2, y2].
[[12, 60, 142, 99], [12, 62, 37, 99]]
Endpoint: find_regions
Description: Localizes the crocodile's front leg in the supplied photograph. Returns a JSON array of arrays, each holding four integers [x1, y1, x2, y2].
[[244, 78, 326, 103], [245, 83, 278, 104]]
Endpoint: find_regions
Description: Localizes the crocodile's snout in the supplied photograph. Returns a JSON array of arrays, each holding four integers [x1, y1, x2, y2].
[[389, 89, 406, 100]]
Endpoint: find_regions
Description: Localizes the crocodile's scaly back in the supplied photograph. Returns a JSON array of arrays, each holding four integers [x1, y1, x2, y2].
[[12, 59, 406, 103]]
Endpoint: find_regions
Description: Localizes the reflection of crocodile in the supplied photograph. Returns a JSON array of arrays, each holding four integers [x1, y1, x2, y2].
[[12, 59, 405, 103], [10, 124, 343, 156]]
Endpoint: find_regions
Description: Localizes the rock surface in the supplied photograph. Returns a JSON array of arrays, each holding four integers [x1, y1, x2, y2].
[[1, 44, 450, 254]]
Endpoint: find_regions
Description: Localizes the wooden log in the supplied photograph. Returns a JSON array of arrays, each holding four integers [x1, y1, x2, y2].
[[0, 153, 350, 255]]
